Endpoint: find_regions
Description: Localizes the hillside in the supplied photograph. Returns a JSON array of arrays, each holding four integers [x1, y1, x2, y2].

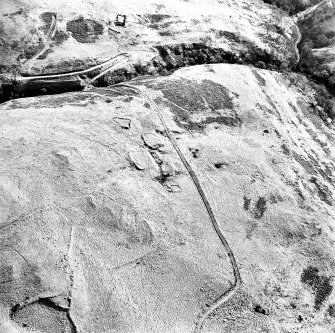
[[0, 1, 335, 333], [0, 0, 300, 76], [297, 1, 335, 86]]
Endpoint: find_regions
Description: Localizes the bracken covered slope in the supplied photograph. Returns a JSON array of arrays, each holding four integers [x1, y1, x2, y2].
[[0, 64, 335, 333]]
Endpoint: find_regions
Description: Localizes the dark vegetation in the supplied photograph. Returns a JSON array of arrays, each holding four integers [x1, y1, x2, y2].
[[0, 33, 317, 106], [1, 8, 334, 125], [297, 14, 335, 89], [262, 0, 323, 15], [3, 8, 24, 17], [216, 31, 241, 43], [301, 266, 333, 310], [40, 12, 55, 26], [11, 38, 44, 62], [312, 84, 335, 120], [53, 30, 69, 46], [214, 162, 228, 169], [295, 8, 335, 119], [243, 196, 251, 211], [0, 12, 54, 70], [0, 39, 287, 104], [144, 14, 173, 29], [94, 41, 291, 89], [0, 78, 83, 102], [298, 55, 335, 119], [0, 12, 53, 74], [261, 0, 335, 120], [24, 41, 44, 59], [309, 176, 333, 205], [156, 41, 291, 70], [254, 304, 270, 315], [40, 12, 56, 34], [0, 81, 16, 103], [328, 304, 335, 317], [146, 78, 241, 131], [66, 17, 103, 43], [37, 48, 53, 60], [253, 197, 267, 219]]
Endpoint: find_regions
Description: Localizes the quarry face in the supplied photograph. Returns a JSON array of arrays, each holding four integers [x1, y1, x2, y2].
[[0, 1, 335, 333]]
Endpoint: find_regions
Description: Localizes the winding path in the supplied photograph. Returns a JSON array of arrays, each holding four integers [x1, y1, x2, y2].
[[17, 48, 158, 82], [113, 83, 242, 332], [18, 53, 131, 81], [22, 13, 58, 72], [13, 47, 242, 332]]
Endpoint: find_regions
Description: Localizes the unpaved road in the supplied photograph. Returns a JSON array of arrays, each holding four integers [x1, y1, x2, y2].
[[11, 48, 242, 332], [112, 82, 242, 332], [18, 53, 131, 81], [22, 13, 58, 72]]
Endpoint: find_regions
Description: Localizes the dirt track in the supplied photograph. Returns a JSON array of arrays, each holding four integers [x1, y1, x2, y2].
[[111, 82, 242, 332], [22, 13, 58, 72]]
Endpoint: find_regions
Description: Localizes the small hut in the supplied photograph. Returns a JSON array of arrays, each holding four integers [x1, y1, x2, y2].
[[115, 14, 126, 27]]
